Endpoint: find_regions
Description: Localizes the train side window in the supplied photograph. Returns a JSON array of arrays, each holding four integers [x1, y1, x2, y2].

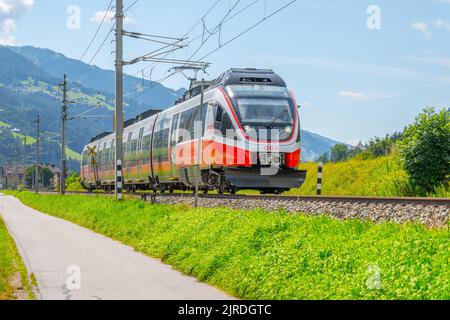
[[221, 113, 235, 138], [170, 114, 179, 146], [214, 105, 235, 138], [103, 142, 108, 167], [82, 150, 89, 166], [178, 109, 193, 142], [215, 105, 223, 123], [110, 140, 115, 169]]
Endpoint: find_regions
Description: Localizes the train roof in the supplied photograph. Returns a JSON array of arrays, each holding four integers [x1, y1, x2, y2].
[[212, 68, 287, 87], [175, 68, 286, 105], [90, 131, 113, 143]]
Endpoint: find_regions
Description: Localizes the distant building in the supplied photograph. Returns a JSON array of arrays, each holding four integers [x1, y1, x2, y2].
[[0, 164, 61, 190], [355, 141, 366, 151], [0, 165, 26, 190]]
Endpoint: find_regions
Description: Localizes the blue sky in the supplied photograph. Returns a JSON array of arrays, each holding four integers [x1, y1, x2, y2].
[[2, 0, 450, 144]]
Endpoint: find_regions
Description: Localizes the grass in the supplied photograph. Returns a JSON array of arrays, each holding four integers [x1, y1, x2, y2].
[[7, 191, 450, 300], [11, 132, 37, 145], [290, 155, 449, 198], [0, 216, 35, 300], [60, 144, 82, 161]]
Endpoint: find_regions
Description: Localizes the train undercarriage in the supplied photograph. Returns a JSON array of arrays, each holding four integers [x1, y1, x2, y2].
[[82, 166, 307, 195]]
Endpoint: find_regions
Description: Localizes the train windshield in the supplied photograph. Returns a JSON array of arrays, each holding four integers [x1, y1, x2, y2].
[[225, 85, 296, 141]]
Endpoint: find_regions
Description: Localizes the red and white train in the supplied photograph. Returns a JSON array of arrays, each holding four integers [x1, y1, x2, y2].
[[81, 68, 307, 194]]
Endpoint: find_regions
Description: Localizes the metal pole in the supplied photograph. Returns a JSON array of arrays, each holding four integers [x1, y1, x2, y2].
[[22, 137, 26, 188], [15, 142, 19, 190], [60, 74, 68, 195], [194, 80, 205, 208], [115, 0, 124, 201], [35, 114, 40, 194], [317, 162, 323, 196]]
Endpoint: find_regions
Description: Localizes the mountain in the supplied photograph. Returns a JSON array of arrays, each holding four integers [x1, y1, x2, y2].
[[301, 130, 342, 161], [11, 46, 182, 111], [0, 45, 342, 171]]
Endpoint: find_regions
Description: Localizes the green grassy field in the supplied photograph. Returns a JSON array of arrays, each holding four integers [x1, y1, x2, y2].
[[7, 192, 449, 300], [0, 217, 35, 300], [290, 155, 449, 198]]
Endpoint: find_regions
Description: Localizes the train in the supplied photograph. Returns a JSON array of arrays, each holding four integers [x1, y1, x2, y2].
[[81, 68, 307, 194]]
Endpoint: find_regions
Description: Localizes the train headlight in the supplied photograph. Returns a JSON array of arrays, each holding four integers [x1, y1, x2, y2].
[[244, 125, 255, 133], [284, 126, 293, 135]]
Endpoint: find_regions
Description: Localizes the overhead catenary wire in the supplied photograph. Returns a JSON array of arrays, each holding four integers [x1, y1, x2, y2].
[[127, 0, 297, 103], [196, 0, 298, 63], [74, 0, 137, 78], [75, 24, 115, 78], [71, 0, 114, 75], [130, 0, 224, 78], [129, 0, 261, 82], [125, 0, 243, 100]]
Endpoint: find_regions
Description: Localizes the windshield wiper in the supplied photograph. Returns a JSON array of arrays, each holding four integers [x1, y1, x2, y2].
[[265, 117, 277, 129]]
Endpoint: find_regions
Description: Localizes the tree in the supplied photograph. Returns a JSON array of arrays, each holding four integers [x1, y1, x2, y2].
[[317, 152, 330, 164], [25, 167, 54, 189], [330, 144, 350, 163], [398, 108, 450, 193], [365, 133, 402, 157]]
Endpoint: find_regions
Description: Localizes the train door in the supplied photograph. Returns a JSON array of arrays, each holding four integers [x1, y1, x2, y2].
[[169, 114, 180, 180], [137, 127, 144, 179], [177, 108, 194, 185], [124, 131, 132, 180], [109, 139, 115, 183], [151, 114, 171, 183]]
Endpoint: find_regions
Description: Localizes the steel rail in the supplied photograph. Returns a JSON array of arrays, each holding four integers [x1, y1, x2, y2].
[[40, 191, 450, 207]]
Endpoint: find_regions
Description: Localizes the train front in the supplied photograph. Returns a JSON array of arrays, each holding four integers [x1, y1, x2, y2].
[[217, 69, 307, 194]]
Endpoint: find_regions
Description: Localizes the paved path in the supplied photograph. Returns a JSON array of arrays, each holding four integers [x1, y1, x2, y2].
[[0, 194, 231, 300]]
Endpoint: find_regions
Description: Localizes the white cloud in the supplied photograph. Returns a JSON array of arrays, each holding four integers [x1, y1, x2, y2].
[[338, 91, 368, 101], [338, 90, 400, 102], [0, 0, 34, 45], [411, 21, 432, 38], [0, 18, 16, 45], [432, 18, 450, 30], [90, 10, 136, 25]]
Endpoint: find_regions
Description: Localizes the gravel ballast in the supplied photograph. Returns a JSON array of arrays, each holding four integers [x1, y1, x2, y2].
[[148, 195, 450, 228]]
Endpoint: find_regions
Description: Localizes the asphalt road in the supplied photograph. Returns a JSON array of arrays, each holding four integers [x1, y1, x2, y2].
[[0, 194, 232, 300]]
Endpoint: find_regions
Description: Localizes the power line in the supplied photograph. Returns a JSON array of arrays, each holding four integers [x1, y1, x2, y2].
[[196, 0, 298, 62], [130, 0, 224, 78], [74, 0, 136, 78], [127, 0, 297, 102], [75, 24, 115, 78], [124, 0, 139, 12], [74, 0, 114, 71], [126, 0, 242, 99]]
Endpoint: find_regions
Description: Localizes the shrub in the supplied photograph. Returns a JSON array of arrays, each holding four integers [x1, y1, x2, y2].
[[398, 108, 450, 194]]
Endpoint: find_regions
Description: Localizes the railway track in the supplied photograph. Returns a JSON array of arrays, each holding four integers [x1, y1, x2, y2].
[[37, 191, 450, 228], [137, 193, 450, 207], [41, 190, 450, 206]]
